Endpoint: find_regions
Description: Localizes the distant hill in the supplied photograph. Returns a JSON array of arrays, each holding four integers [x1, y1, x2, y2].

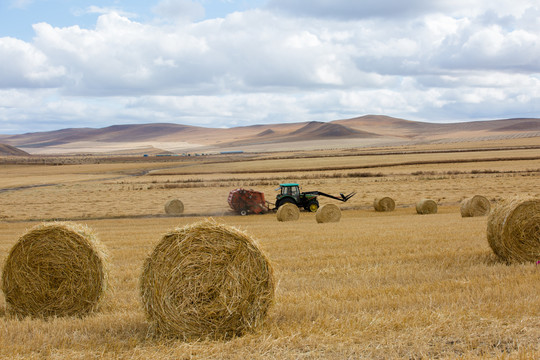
[[0, 143, 29, 156], [0, 116, 538, 154], [289, 121, 377, 139]]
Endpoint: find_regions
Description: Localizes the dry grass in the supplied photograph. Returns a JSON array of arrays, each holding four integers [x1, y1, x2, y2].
[[1, 212, 539, 359], [1, 139, 540, 358]]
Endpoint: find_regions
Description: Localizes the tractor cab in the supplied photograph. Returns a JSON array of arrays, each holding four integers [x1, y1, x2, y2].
[[278, 183, 300, 200], [275, 183, 319, 212]]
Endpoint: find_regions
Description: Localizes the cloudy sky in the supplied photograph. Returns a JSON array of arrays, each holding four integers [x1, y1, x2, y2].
[[1, 0, 539, 134]]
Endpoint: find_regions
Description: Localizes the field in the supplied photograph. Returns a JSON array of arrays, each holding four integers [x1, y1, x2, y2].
[[1, 137, 540, 359]]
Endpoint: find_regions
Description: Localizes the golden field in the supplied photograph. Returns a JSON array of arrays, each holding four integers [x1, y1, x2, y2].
[[1, 137, 539, 359]]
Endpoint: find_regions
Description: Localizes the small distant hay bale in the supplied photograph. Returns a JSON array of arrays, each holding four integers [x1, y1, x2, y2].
[[1, 222, 109, 318], [139, 220, 275, 340], [416, 199, 438, 214], [460, 195, 491, 217], [165, 199, 184, 214], [487, 197, 540, 263], [373, 197, 396, 212], [276, 203, 300, 222], [316, 204, 341, 223]]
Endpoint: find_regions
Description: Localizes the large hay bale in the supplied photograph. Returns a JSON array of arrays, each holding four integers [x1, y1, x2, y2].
[[316, 203, 341, 223], [460, 195, 491, 217], [276, 203, 300, 222], [416, 199, 438, 214], [165, 199, 184, 214], [1, 222, 109, 318], [139, 220, 275, 340], [373, 197, 396, 212], [487, 197, 540, 263]]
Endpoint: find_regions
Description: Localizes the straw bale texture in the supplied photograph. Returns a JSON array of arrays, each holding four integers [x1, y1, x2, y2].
[[165, 199, 184, 214], [276, 203, 300, 222], [373, 197, 396, 212], [416, 199, 438, 214], [1, 222, 109, 318], [316, 204, 342, 223], [139, 220, 275, 340], [460, 195, 491, 217], [487, 197, 540, 263]]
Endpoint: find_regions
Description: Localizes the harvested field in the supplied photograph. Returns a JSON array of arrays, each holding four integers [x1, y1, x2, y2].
[[1, 138, 540, 358], [1, 211, 539, 359]]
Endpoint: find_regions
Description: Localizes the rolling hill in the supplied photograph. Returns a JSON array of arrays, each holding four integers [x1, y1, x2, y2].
[[0, 115, 538, 154], [0, 143, 30, 156]]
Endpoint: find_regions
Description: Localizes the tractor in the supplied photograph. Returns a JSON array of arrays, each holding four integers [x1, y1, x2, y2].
[[228, 183, 356, 215], [274, 183, 356, 212]]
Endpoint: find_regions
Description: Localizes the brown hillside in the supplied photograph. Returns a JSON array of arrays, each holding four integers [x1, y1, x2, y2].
[[289, 121, 377, 139], [0, 115, 538, 154], [0, 143, 29, 156]]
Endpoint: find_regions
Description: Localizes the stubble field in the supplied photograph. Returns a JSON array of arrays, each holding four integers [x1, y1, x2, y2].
[[1, 137, 539, 359]]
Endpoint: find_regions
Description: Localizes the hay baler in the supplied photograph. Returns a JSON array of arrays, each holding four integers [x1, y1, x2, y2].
[[227, 188, 269, 216]]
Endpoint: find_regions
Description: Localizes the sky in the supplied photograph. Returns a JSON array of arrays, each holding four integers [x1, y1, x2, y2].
[[0, 0, 539, 134]]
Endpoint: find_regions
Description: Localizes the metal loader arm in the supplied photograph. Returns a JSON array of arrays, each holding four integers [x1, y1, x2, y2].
[[304, 191, 357, 202]]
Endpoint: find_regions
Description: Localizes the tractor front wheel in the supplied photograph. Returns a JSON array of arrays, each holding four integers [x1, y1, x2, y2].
[[306, 200, 319, 212]]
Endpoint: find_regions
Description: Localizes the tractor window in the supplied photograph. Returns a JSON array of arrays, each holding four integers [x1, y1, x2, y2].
[[281, 185, 300, 197]]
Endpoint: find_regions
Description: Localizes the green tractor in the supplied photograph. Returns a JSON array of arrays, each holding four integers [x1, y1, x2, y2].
[[275, 183, 356, 212]]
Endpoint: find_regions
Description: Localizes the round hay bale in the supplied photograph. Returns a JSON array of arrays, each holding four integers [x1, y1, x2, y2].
[[416, 199, 438, 215], [139, 220, 275, 340], [1, 222, 109, 318], [487, 197, 540, 263], [165, 199, 184, 214], [373, 197, 396, 212], [276, 203, 300, 222], [316, 203, 342, 223], [460, 195, 491, 217]]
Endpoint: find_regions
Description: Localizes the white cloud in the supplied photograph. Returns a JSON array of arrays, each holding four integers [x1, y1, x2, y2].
[[0, 37, 65, 88], [1, 2, 540, 133]]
